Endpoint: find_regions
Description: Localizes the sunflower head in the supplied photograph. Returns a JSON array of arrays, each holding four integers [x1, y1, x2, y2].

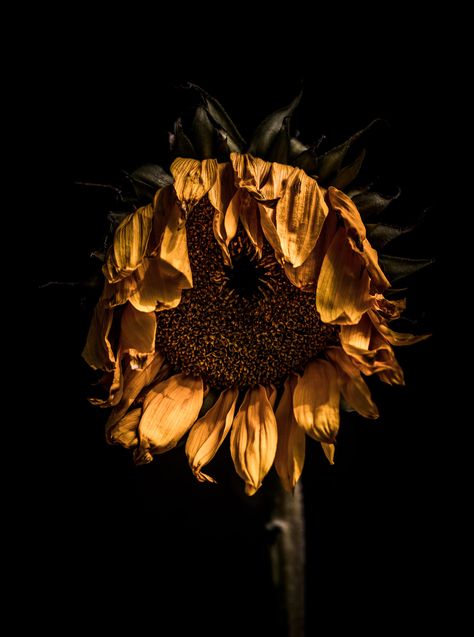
[[83, 85, 430, 495]]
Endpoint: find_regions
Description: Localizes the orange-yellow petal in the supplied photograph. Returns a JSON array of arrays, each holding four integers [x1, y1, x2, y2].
[[238, 189, 264, 258], [135, 373, 203, 462], [275, 169, 328, 268], [293, 360, 340, 443], [82, 301, 115, 371], [316, 227, 373, 325], [230, 385, 278, 495], [104, 201, 156, 283], [368, 309, 431, 347], [120, 303, 156, 369], [129, 258, 189, 313], [108, 408, 141, 448], [170, 158, 217, 216], [209, 163, 239, 265], [326, 347, 379, 419], [185, 387, 238, 483], [275, 375, 305, 492], [106, 352, 167, 440]]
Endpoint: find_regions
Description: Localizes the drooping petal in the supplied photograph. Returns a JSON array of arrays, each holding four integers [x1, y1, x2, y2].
[[209, 162, 239, 265], [88, 362, 123, 408], [231, 153, 292, 203], [321, 443, 335, 464], [326, 347, 379, 419], [106, 352, 167, 439], [275, 375, 305, 492], [328, 187, 389, 291], [82, 301, 115, 371], [293, 360, 340, 443], [238, 189, 264, 257], [158, 187, 193, 287], [185, 387, 238, 483], [104, 201, 156, 283], [170, 158, 217, 216], [275, 169, 328, 267], [135, 374, 204, 462], [108, 408, 141, 448], [120, 303, 156, 369], [129, 258, 189, 313], [316, 228, 373, 325], [368, 309, 431, 346], [230, 385, 278, 495]]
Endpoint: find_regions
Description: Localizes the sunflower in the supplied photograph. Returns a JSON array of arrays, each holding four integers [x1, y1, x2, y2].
[[82, 85, 430, 495]]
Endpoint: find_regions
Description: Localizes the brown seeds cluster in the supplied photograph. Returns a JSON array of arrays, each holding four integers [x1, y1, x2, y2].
[[155, 199, 339, 389]]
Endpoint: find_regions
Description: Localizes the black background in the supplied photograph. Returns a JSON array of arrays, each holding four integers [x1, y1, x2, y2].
[[29, 30, 442, 636]]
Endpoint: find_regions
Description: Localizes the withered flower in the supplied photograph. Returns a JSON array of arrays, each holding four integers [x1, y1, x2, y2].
[[83, 86, 430, 495]]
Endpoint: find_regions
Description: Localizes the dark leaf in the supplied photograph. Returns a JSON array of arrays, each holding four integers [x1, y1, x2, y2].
[[190, 106, 217, 159], [352, 187, 401, 219], [317, 120, 383, 185], [183, 82, 246, 151], [379, 255, 434, 283], [248, 90, 302, 159], [289, 136, 309, 161], [266, 116, 291, 164], [366, 222, 415, 249], [384, 286, 409, 298], [129, 164, 173, 201], [170, 117, 197, 159], [293, 148, 319, 173], [330, 149, 366, 190]]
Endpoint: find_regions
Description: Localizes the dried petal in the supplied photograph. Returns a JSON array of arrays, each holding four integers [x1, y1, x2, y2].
[[170, 158, 217, 216], [108, 408, 141, 448], [82, 301, 115, 371], [230, 385, 278, 495], [275, 375, 305, 492], [185, 387, 238, 483], [136, 374, 203, 460], [208, 162, 239, 265], [120, 303, 156, 369], [293, 360, 340, 443]]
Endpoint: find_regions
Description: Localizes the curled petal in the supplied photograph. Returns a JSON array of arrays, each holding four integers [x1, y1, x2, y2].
[[231, 153, 292, 203], [106, 352, 167, 439], [136, 374, 203, 460], [170, 158, 217, 216], [104, 200, 156, 283], [129, 257, 190, 313], [293, 360, 340, 443], [275, 375, 305, 492], [82, 301, 115, 371], [368, 309, 431, 346], [120, 303, 156, 369], [238, 190, 264, 257], [275, 170, 328, 267], [316, 228, 373, 325], [209, 163, 239, 265], [108, 408, 141, 448], [159, 188, 193, 287], [230, 385, 278, 496], [88, 361, 123, 408], [326, 347, 379, 419], [185, 387, 238, 483]]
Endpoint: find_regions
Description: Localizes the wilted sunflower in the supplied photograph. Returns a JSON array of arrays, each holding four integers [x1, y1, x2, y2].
[[83, 85, 430, 495]]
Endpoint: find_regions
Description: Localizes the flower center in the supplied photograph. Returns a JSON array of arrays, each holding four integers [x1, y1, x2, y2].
[[155, 198, 339, 389]]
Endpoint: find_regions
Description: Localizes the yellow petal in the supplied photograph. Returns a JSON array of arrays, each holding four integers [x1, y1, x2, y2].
[[340, 316, 405, 383], [230, 385, 278, 496], [283, 208, 338, 290], [106, 352, 167, 439], [231, 153, 292, 203], [326, 347, 379, 419], [104, 201, 156, 283], [159, 187, 193, 286], [275, 375, 305, 492], [258, 203, 284, 263], [120, 303, 156, 369], [170, 158, 217, 216], [328, 187, 389, 291], [82, 300, 115, 371], [135, 373, 203, 461], [276, 170, 328, 267], [129, 257, 189, 313], [108, 408, 141, 448], [316, 227, 373, 325], [207, 162, 238, 265], [88, 362, 123, 408], [368, 309, 431, 347], [321, 443, 335, 465], [293, 360, 340, 443], [238, 189, 264, 258], [185, 387, 238, 483], [101, 278, 138, 308]]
